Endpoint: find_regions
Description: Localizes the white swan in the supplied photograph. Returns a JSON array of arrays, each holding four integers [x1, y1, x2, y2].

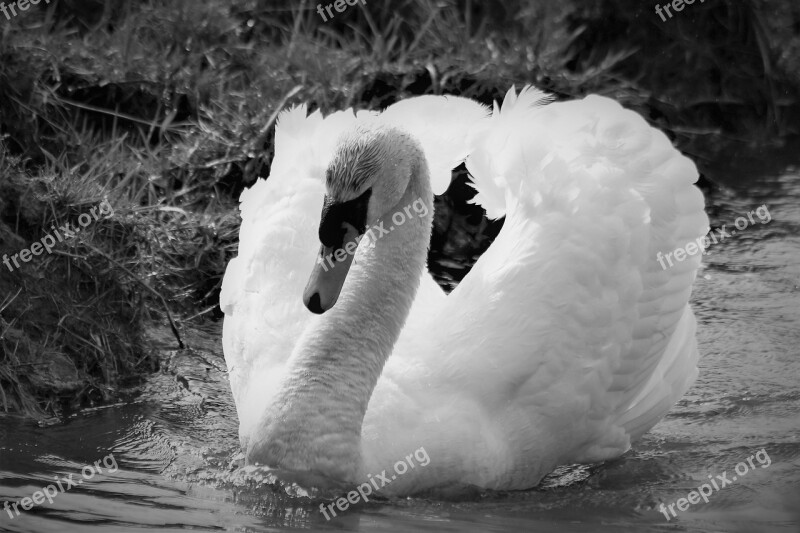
[[220, 86, 708, 495]]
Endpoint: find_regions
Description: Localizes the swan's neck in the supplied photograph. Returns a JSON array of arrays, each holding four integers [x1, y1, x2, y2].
[[247, 162, 433, 481]]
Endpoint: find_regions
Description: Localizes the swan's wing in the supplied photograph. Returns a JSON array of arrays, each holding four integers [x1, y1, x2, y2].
[[460, 87, 707, 461], [374, 88, 707, 483], [380, 94, 490, 194], [220, 104, 374, 442]]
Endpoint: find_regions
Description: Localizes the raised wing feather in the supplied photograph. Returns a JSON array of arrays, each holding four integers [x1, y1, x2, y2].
[[379, 94, 490, 194]]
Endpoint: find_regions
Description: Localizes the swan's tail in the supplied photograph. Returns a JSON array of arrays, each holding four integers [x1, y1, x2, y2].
[[614, 304, 699, 442]]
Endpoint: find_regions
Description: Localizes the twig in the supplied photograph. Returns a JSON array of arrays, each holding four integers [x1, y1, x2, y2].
[[244, 84, 302, 178], [183, 304, 219, 323], [259, 85, 303, 140], [51, 95, 193, 130], [287, 0, 308, 60], [0, 288, 21, 315], [77, 241, 185, 349], [0, 380, 7, 412]]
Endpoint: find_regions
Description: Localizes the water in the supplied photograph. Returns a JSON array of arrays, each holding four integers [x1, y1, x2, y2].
[[2, 148, 800, 532]]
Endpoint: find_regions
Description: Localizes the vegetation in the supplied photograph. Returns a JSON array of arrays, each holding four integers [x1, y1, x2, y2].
[[0, 0, 798, 419]]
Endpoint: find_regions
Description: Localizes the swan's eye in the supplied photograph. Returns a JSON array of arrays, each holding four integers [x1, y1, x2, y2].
[[318, 188, 372, 247]]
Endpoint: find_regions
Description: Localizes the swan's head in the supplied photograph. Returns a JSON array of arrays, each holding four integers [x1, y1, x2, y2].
[[303, 122, 422, 314]]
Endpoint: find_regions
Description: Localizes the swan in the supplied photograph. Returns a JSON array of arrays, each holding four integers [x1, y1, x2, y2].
[[220, 86, 708, 495]]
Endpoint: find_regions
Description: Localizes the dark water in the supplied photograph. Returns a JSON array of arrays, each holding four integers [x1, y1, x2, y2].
[[2, 150, 800, 532]]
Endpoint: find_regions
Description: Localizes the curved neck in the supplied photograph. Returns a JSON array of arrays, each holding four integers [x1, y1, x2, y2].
[[246, 159, 433, 481]]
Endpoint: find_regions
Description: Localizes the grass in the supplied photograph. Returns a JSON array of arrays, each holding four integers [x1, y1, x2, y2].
[[0, 0, 798, 419]]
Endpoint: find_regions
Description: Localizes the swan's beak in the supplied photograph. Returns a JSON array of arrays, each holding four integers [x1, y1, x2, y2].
[[303, 222, 361, 314]]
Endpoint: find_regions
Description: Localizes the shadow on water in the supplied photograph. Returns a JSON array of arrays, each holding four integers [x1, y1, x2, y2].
[[2, 144, 800, 532]]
